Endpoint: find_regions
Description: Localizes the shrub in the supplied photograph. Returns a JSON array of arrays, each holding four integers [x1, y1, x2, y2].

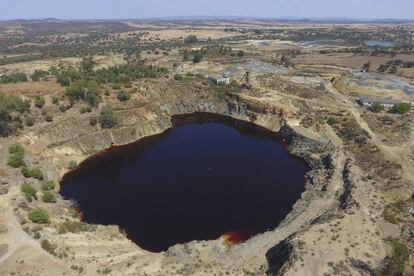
[[237, 50, 245, 57], [192, 51, 203, 63], [25, 116, 34, 126], [29, 167, 44, 180], [0, 73, 28, 84], [28, 208, 50, 224], [45, 115, 53, 122], [117, 90, 130, 102], [84, 91, 101, 107], [34, 96, 45, 109], [1, 93, 30, 136], [21, 166, 31, 178], [31, 70, 49, 81], [174, 74, 183, 81], [89, 116, 97, 126], [184, 35, 198, 44], [68, 160, 77, 169], [56, 74, 70, 86], [21, 183, 37, 202], [41, 240, 56, 256], [7, 144, 25, 168], [51, 96, 59, 105], [59, 105, 68, 113], [80, 106, 88, 114], [9, 144, 24, 155], [99, 106, 118, 129], [42, 180, 56, 191], [42, 191, 56, 203]]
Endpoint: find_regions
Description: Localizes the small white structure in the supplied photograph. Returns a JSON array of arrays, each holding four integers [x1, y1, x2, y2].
[[357, 96, 402, 108], [208, 76, 231, 85]]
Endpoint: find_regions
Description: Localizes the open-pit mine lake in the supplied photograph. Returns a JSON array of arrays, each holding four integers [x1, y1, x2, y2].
[[60, 113, 309, 253]]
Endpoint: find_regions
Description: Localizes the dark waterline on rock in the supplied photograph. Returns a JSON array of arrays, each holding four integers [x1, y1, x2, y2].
[[60, 113, 309, 253]]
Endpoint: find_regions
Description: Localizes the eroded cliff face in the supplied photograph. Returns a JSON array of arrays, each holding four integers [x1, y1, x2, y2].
[[0, 80, 392, 276]]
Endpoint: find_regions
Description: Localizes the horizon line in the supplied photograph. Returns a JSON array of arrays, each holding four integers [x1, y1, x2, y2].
[[2, 15, 414, 23]]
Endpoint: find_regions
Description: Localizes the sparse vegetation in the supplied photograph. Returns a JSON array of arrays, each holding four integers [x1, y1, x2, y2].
[[99, 105, 118, 129]]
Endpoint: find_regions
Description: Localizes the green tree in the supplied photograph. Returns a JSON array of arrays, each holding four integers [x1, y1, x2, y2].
[[192, 51, 203, 63], [31, 70, 49, 81], [391, 103, 411, 114], [85, 80, 102, 107], [56, 74, 70, 86], [182, 49, 189, 61], [80, 55, 96, 76], [65, 80, 86, 105], [28, 208, 50, 224], [370, 103, 384, 113], [184, 35, 198, 44], [237, 50, 245, 58], [99, 106, 118, 129]]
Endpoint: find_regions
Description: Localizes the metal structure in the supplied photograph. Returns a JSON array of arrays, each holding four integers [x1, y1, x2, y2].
[[238, 71, 251, 89]]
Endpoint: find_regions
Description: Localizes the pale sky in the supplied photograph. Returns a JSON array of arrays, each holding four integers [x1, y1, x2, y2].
[[1, 0, 413, 20]]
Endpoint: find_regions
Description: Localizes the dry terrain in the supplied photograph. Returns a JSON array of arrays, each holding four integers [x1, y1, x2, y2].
[[0, 19, 413, 276]]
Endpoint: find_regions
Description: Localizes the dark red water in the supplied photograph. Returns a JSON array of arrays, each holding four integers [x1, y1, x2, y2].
[[60, 113, 308, 253]]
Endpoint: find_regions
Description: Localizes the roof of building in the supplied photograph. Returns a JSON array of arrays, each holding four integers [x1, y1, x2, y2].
[[358, 96, 401, 105]]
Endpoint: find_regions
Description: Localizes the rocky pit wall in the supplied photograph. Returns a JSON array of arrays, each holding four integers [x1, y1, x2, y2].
[[2, 86, 350, 275]]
